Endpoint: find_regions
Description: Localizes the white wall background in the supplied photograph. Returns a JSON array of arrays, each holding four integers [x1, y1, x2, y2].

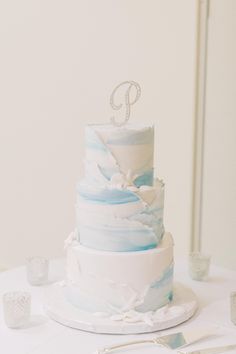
[[0, 0, 196, 268], [201, 0, 236, 270]]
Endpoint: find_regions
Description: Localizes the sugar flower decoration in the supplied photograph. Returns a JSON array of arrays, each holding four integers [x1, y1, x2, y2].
[[109, 169, 139, 189]]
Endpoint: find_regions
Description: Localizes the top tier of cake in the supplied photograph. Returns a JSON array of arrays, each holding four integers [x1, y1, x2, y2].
[[84, 124, 154, 187]]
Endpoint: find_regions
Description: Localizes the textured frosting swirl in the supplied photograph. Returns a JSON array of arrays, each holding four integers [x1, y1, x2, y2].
[[76, 179, 165, 251]]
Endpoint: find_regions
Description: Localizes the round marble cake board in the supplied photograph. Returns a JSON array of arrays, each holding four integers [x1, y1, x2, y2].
[[44, 282, 198, 334]]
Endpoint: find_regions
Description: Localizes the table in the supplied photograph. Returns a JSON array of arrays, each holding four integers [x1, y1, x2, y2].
[[0, 259, 236, 354]]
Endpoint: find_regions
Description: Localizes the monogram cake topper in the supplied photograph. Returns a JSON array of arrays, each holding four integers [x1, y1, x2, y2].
[[110, 81, 141, 127]]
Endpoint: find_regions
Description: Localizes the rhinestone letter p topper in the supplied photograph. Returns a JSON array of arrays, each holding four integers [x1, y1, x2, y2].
[[110, 81, 141, 127]]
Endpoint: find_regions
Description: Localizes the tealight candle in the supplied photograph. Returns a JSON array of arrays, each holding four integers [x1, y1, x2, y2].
[[189, 252, 211, 281], [26, 257, 49, 285], [3, 291, 31, 328]]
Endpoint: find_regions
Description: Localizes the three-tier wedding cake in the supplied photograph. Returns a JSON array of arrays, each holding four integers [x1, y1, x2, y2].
[[65, 120, 174, 319], [44, 82, 197, 334]]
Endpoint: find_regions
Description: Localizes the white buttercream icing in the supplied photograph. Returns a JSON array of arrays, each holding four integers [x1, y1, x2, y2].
[[66, 233, 173, 315]]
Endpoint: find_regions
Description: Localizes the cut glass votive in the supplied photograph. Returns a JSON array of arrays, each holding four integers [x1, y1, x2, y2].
[[26, 257, 49, 285], [3, 291, 31, 329], [189, 252, 211, 281], [230, 291, 236, 325]]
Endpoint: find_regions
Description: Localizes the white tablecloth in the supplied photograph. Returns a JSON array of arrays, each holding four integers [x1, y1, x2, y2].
[[0, 259, 236, 354]]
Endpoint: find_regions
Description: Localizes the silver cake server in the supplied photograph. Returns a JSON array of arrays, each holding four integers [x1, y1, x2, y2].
[[178, 344, 236, 354], [96, 328, 215, 353]]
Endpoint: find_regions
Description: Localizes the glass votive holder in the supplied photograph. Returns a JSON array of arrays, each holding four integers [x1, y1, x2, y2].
[[26, 257, 49, 285], [189, 252, 211, 281], [3, 291, 31, 329], [230, 291, 236, 325]]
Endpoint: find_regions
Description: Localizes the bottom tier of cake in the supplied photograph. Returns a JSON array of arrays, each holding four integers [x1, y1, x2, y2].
[[66, 232, 174, 316]]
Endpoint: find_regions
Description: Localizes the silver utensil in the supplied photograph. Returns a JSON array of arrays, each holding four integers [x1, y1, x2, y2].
[[96, 328, 214, 353], [178, 344, 236, 354]]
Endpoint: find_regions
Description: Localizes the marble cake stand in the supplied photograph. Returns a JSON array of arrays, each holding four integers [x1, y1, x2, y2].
[[44, 282, 198, 334]]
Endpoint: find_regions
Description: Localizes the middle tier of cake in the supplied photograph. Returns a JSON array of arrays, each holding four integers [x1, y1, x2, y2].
[[76, 179, 165, 252]]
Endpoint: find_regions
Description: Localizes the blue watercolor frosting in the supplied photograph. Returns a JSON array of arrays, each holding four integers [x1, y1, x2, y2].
[[106, 127, 154, 146], [150, 263, 174, 289], [77, 183, 140, 205], [133, 170, 154, 187], [78, 224, 158, 252], [137, 263, 174, 312]]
